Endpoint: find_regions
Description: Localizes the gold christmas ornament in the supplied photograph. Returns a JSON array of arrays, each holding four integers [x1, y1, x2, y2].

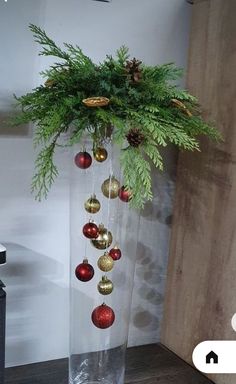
[[101, 176, 120, 199], [94, 147, 108, 163], [82, 97, 110, 108], [97, 276, 113, 295], [171, 98, 192, 117], [97, 253, 114, 272], [91, 224, 113, 250], [84, 194, 101, 214]]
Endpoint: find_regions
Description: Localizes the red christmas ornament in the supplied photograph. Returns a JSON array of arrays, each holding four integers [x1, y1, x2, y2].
[[109, 246, 122, 261], [75, 259, 94, 282], [74, 151, 92, 169], [118, 186, 132, 202], [91, 304, 115, 329], [83, 221, 99, 239]]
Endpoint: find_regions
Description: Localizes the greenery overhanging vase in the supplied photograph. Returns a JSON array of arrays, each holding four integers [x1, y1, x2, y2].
[[13, 25, 220, 209]]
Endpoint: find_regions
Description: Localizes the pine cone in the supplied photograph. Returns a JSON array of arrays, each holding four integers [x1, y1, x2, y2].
[[126, 128, 145, 147], [44, 79, 56, 88], [125, 58, 142, 83]]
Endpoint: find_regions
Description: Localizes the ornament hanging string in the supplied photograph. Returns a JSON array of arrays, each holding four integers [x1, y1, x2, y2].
[[84, 167, 89, 260], [103, 146, 113, 316], [91, 158, 96, 196], [90, 131, 96, 195], [115, 157, 123, 246], [84, 133, 93, 223], [106, 144, 113, 249], [84, 135, 92, 260]]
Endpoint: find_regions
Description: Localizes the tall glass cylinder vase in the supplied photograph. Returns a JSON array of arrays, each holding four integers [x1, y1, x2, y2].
[[69, 140, 140, 384]]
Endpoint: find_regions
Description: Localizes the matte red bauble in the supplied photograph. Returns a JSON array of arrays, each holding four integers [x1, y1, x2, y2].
[[74, 151, 92, 169], [83, 221, 99, 239], [91, 304, 115, 329], [109, 246, 122, 261], [75, 259, 94, 282], [118, 186, 132, 202]]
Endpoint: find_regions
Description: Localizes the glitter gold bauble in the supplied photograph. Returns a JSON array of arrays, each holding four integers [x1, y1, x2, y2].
[[94, 147, 108, 163], [82, 97, 110, 108], [84, 194, 101, 214], [101, 176, 120, 199], [97, 253, 114, 272], [91, 224, 113, 250], [97, 276, 113, 295]]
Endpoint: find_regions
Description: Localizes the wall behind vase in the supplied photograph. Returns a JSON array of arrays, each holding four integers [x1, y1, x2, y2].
[[0, 0, 191, 366]]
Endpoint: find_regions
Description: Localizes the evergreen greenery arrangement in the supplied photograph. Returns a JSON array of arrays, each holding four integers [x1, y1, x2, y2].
[[13, 24, 220, 208]]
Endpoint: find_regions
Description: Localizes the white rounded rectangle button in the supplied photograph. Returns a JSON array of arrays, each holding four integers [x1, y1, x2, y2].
[[193, 341, 236, 373]]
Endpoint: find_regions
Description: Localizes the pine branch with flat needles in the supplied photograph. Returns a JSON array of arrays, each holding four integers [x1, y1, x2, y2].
[[29, 24, 70, 60], [31, 128, 65, 201], [12, 24, 222, 208], [31, 142, 59, 201], [116, 45, 130, 66]]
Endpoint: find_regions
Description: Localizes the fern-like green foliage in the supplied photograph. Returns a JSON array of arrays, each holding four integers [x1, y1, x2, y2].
[[13, 24, 221, 208]]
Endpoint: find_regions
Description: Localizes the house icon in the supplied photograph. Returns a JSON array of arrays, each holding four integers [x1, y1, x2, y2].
[[206, 351, 218, 364]]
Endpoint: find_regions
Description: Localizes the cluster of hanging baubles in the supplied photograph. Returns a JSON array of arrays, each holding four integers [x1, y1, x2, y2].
[[74, 147, 131, 330]]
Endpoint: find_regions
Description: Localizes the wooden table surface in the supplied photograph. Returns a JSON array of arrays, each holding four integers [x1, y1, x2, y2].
[[5, 343, 214, 384]]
